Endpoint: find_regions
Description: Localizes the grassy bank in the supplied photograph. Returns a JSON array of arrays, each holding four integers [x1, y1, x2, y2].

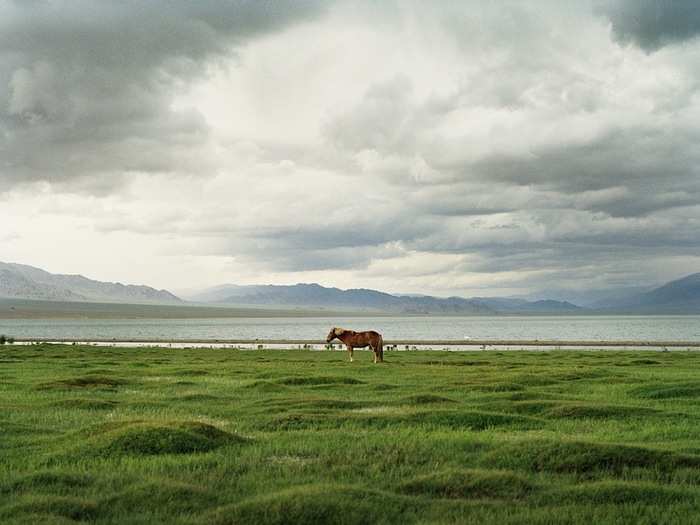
[[2, 345, 700, 524]]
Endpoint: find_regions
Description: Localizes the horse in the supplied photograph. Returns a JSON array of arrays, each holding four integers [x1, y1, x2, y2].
[[326, 327, 384, 363]]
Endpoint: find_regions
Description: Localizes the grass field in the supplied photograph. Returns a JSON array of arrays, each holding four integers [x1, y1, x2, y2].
[[3, 345, 700, 524]]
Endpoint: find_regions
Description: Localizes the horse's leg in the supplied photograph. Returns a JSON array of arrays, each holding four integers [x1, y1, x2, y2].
[[347, 345, 354, 362], [373, 347, 377, 364]]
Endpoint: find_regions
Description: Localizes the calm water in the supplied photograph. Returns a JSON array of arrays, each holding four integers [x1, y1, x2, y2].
[[1, 316, 699, 341]]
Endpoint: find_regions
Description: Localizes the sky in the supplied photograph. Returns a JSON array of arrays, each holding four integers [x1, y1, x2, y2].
[[2, 0, 700, 298]]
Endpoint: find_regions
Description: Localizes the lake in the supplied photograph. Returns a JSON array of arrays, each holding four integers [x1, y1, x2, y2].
[[1, 315, 699, 342]]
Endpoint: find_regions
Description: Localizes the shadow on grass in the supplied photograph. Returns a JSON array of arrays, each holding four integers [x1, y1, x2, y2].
[[48, 398, 118, 410], [481, 440, 700, 476], [542, 480, 692, 505], [37, 375, 127, 390], [632, 383, 700, 399]]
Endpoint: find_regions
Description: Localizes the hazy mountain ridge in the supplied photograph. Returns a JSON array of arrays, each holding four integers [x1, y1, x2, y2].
[[0, 262, 181, 304], [187, 283, 581, 314], [3, 261, 698, 314], [188, 274, 700, 314], [595, 273, 700, 313]]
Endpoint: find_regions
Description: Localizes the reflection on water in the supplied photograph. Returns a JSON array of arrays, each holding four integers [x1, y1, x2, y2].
[[1, 315, 699, 342]]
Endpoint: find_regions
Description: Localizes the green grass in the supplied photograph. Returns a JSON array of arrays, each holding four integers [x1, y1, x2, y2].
[[2, 345, 700, 524]]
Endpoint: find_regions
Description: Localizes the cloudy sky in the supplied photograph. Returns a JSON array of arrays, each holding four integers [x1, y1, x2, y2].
[[2, 0, 700, 297]]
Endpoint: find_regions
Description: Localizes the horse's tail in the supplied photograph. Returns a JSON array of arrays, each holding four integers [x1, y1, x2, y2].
[[378, 334, 384, 362]]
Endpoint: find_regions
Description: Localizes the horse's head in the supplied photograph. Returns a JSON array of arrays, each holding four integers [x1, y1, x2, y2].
[[326, 327, 344, 343]]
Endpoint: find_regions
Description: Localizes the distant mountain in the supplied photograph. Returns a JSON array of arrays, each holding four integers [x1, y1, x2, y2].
[[523, 286, 653, 308], [474, 297, 583, 314], [596, 273, 700, 313], [186, 282, 582, 315], [0, 262, 181, 304]]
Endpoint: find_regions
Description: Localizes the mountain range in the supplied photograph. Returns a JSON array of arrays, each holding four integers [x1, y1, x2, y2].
[[0, 262, 180, 304], [186, 283, 582, 314], [2, 261, 699, 314]]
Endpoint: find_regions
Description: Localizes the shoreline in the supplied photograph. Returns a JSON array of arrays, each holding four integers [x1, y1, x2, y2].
[[11, 337, 700, 351]]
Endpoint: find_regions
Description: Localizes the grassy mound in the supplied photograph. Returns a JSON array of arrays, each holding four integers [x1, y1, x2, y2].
[[469, 382, 525, 392], [48, 398, 118, 410], [629, 359, 662, 365], [399, 469, 533, 499], [401, 394, 457, 405], [277, 376, 364, 386], [85, 421, 245, 456], [3, 471, 93, 494], [482, 440, 700, 475], [265, 397, 362, 411], [207, 485, 413, 525], [632, 383, 700, 399], [408, 410, 539, 430], [104, 480, 218, 514], [37, 375, 126, 390], [259, 409, 535, 432], [256, 413, 332, 431], [545, 403, 657, 419], [172, 369, 209, 376], [547, 480, 691, 505], [485, 400, 657, 419], [241, 380, 289, 392], [4, 495, 99, 521], [178, 394, 221, 402], [481, 400, 558, 415]]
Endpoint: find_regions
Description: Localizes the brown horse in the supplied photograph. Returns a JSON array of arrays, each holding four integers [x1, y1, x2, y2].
[[326, 327, 384, 363]]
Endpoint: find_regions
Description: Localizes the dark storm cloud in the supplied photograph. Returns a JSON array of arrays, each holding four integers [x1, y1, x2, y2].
[[0, 0, 324, 190], [601, 0, 700, 52], [5, 1, 700, 295]]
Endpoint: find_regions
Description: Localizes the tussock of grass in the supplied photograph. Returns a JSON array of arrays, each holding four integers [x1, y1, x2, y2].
[[241, 380, 289, 392], [83, 420, 245, 456], [37, 375, 126, 390], [1, 421, 57, 436], [482, 440, 700, 475], [484, 400, 657, 419], [482, 400, 558, 415], [545, 403, 657, 419], [423, 360, 491, 367], [277, 376, 364, 386], [207, 485, 413, 525], [4, 495, 99, 521], [509, 375, 561, 387], [259, 409, 535, 432], [632, 383, 700, 399], [265, 397, 362, 411], [172, 380, 197, 386], [48, 398, 118, 410], [3, 471, 93, 494], [172, 369, 209, 376], [546, 480, 691, 505], [469, 382, 525, 392], [407, 410, 538, 430], [178, 394, 221, 402], [256, 413, 336, 431], [401, 394, 457, 404], [104, 480, 218, 514], [629, 359, 661, 365], [399, 468, 533, 499]]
